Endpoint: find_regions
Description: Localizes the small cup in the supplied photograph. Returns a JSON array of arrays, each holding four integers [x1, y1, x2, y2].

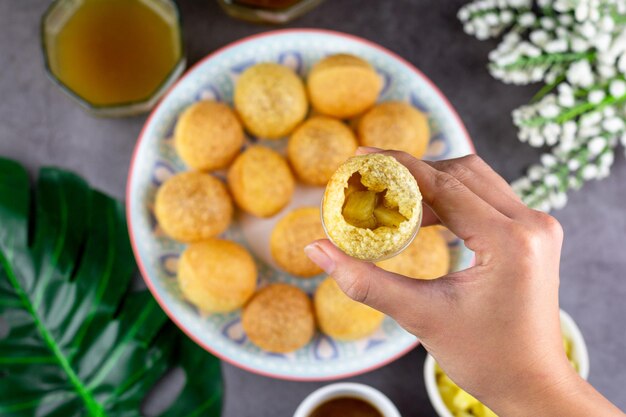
[[423, 309, 590, 417], [293, 383, 401, 417]]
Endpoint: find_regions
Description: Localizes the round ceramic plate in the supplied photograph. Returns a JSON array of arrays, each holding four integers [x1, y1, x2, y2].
[[127, 29, 475, 381]]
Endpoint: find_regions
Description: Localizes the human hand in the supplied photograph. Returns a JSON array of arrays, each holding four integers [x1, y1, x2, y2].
[[305, 149, 623, 417]]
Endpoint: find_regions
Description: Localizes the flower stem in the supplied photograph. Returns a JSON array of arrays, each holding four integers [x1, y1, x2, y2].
[[532, 74, 566, 102]]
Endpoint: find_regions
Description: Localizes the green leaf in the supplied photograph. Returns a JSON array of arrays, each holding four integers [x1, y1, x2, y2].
[[0, 158, 222, 417]]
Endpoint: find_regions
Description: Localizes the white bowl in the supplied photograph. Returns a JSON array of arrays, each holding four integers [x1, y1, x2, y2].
[[423, 309, 590, 417], [293, 383, 401, 417]]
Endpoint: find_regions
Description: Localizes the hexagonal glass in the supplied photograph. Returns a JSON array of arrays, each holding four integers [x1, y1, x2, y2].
[[41, 0, 185, 117]]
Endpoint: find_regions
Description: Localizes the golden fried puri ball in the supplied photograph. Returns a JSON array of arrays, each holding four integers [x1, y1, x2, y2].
[[177, 239, 257, 313], [270, 207, 326, 277], [377, 226, 450, 280], [242, 284, 315, 353], [234, 63, 307, 139], [174, 100, 244, 171], [322, 154, 422, 261], [358, 101, 430, 158], [307, 54, 382, 119], [287, 116, 358, 185], [227, 146, 295, 218], [314, 277, 384, 341], [155, 171, 233, 242]]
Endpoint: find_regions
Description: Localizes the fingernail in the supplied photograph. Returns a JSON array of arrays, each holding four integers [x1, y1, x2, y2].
[[304, 243, 335, 274], [356, 146, 382, 155]]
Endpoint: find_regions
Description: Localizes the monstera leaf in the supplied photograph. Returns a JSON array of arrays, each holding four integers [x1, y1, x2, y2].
[[0, 158, 222, 416]]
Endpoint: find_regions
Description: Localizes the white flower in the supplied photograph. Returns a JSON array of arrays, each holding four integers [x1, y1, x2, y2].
[[519, 12, 536, 27], [603, 117, 625, 132], [546, 134, 559, 146], [575, 2, 590, 21], [504, 31, 520, 43], [521, 42, 542, 57], [550, 192, 568, 210], [589, 5, 600, 22], [501, 10, 514, 24], [600, 152, 614, 167], [544, 174, 560, 187], [531, 67, 546, 80], [568, 176, 583, 190], [544, 121, 562, 136], [490, 68, 506, 79], [588, 136, 606, 155], [545, 70, 561, 84], [497, 51, 521, 66], [609, 79, 626, 97], [484, 13, 499, 26], [580, 111, 602, 127], [578, 21, 597, 39], [529, 30, 550, 47], [529, 132, 546, 146], [593, 33, 613, 53], [540, 17, 556, 30], [600, 15, 616, 32], [555, 27, 569, 40], [539, 103, 561, 118], [603, 106, 616, 118], [579, 125, 602, 138], [476, 26, 491, 40], [509, 0, 531, 7], [541, 153, 558, 167], [563, 120, 578, 135], [512, 70, 536, 83], [588, 90, 606, 104], [560, 13, 575, 26], [566, 60, 594, 87], [545, 39, 569, 53], [528, 165, 544, 180], [605, 30, 626, 61], [558, 92, 576, 107], [558, 136, 577, 152], [571, 37, 589, 52], [597, 64, 617, 79], [568, 159, 581, 170], [582, 164, 599, 180], [597, 166, 611, 179], [458, 8, 471, 21]]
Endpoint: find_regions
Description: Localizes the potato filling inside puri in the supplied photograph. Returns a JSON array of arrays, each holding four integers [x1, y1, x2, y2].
[[341, 172, 408, 229]]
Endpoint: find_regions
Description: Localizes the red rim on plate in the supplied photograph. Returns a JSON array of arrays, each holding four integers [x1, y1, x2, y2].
[[126, 28, 475, 381]]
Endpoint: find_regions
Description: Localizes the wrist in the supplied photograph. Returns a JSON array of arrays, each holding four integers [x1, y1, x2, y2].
[[498, 363, 580, 417], [488, 362, 623, 417]]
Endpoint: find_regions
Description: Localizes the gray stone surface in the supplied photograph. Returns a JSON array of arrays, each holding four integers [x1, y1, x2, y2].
[[0, 0, 624, 416]]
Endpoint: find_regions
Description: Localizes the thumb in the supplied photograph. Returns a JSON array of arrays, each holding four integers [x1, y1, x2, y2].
[[304, 239, 447, 332]]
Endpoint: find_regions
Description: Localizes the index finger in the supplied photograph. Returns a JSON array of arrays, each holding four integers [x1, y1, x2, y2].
[[380, 150, 510, 250]]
